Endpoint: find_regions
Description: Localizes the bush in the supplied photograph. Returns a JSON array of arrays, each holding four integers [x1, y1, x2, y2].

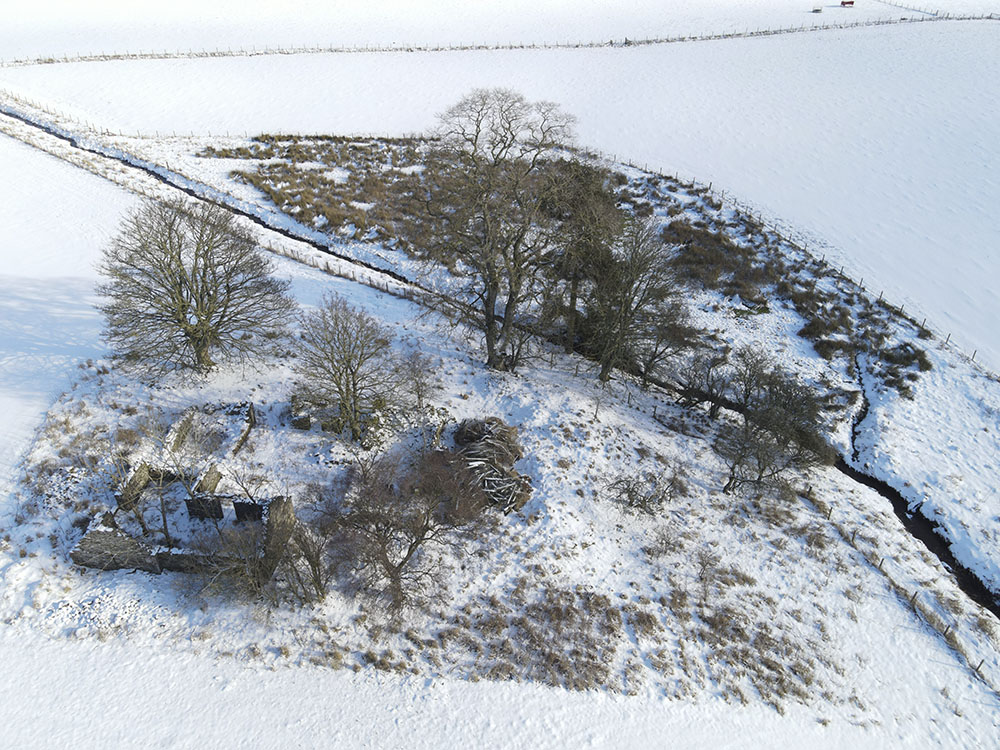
[[716, 347, 833, 494], [280, 522, 335, 605], [606, 468, 687, 514]]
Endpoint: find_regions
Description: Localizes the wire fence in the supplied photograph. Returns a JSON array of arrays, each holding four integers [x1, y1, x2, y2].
[[0, 12, 997, 68], [1, 85, 996, 379], [872, 0, 940, 16], [580, 145, 997, 379]]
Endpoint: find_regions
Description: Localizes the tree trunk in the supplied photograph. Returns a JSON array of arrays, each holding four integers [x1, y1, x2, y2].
[[484, 285, 502, 370], [564, 274, 580, 354], [598, 358, 615, 382], [723, 469, 738, 494], [348, 387, 362, 442], [158, 492, 173, 547], [193, 338, 214, 372]]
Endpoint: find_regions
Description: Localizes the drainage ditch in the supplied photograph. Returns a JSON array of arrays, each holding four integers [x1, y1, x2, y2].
[[837, 374, 1000, 618]]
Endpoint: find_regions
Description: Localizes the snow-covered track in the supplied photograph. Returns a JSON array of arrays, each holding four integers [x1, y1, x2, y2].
[[0, 97, 419, 299]]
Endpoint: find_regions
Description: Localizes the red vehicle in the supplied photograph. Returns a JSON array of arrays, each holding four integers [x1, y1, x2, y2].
[[841, 1, 855, 6]]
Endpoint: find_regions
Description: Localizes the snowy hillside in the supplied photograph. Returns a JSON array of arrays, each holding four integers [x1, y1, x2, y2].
[[2, 3, 1000, 748], [3, 22, 999, 373], [1, 120, 999, 747]]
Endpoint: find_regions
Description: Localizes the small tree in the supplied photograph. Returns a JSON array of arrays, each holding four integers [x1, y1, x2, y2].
[[98, 199, 296, 374], [715, 348, 832, 494], [727, 345, 771, 414], [280, 522, 335, 605], [296, 294, 400, 443], [397, 348, 441, 417], [606, 468, 687, 514], [330, 450, 489, 612], [634, 299, 697, 387]]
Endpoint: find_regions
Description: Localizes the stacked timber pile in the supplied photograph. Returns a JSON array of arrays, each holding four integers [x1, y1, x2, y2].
[[454, 417, 532, 514]]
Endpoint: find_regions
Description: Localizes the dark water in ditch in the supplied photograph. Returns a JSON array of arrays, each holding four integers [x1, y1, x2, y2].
[[837, 383, 1000, 619], [834, 457, 1000, 618]]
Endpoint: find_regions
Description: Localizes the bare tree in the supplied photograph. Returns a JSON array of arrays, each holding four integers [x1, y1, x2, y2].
[[398, 348, 441, 417], [99, 431, 150, 535], [330, 450, 489, 612], [675, 351, 731, 419], [418, 89, 577, 371], [228, 465, 272, 500], [281, 522, 334, 605], [296, 294, 402, 443], [715, 348, 832, 494], [606, 467, 687, 514], [634, 299, 697, 387], [727, 345, 771, 414], [99, 407, 192, 546], [583, 218, 688, 381], [542, 161, 623, 353], [98, 199, 296, 374]]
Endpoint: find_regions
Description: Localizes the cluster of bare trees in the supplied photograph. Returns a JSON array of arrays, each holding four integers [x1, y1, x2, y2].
[[92, 90, 837, 614], [381, 88, 694, 381], [99, 89, 696, 393], [677, 346, 834, 494], [98, 199, 437, 446]]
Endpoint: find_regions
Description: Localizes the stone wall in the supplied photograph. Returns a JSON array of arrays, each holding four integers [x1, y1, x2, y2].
[[70, 513, 161, 574]]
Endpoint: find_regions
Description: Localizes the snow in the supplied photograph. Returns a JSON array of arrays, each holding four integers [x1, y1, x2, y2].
[[3, 21, 999, 373], [3, 3, 1000, 746], [5, 0, 997, 62], [0, 136, 136, 519], [0, 625, 942, 750], [856, 342, 1000, 594], [0, 137, 996, 744]]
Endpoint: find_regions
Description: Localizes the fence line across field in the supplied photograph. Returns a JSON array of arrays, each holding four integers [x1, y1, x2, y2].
[[1, 12, 997, 68]]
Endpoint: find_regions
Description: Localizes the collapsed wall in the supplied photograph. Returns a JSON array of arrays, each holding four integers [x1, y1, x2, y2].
[[70, 496, 295, 579]]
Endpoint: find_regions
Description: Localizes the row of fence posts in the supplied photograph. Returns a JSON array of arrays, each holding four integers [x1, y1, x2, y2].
[[2, 11, 998, 67]]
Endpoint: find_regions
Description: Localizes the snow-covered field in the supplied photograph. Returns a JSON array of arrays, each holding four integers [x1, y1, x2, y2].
[[0, 136, 135, 519], [3, 21, 999, 373], [3, 3, 1000, 747], [0, 627, 921, 749], [5, 0, 997, 62]]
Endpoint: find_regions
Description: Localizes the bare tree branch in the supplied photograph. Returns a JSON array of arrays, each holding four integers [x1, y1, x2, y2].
[[97, 199, 296, 375]]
